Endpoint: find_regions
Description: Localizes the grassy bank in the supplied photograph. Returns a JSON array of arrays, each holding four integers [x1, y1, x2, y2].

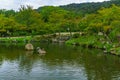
[[0, 36, 32, 43], [66, 34, 120, 55]]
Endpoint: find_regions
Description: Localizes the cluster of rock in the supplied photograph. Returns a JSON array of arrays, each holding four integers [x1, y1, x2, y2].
[[25, 43, 46, 54]]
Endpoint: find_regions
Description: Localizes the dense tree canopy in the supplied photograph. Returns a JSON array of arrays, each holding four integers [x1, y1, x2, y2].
[[60, 0, 120, 15], [0, 0, 120, 38]]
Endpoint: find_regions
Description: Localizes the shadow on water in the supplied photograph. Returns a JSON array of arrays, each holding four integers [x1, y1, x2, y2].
[[0, 43, 120, 80]]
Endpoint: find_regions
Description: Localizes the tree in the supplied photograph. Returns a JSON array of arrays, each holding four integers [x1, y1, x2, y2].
[[15, 5, 43, 35]]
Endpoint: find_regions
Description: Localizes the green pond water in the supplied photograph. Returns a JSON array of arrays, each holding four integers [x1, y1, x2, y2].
[[0, 43, 120, 80]]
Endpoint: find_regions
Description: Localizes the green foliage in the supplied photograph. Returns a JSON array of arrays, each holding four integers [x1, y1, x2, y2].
[[66, 35, 97, 46], [72, 33, 80, 38], [0, 1, 120, 43], [0, 9, 16, 17], [111, 47, 120, 55], [0, 36, 32, 42], [60, 0, 120, 15]]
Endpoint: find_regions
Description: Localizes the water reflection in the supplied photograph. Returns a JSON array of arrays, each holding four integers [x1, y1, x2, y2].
[[18, 51, 34, 73], [25, 51, 34, 57], [0, 43, 120, 80]]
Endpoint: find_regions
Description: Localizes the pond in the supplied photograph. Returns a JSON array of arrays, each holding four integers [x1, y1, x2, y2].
[[0, 43, 120, 80]]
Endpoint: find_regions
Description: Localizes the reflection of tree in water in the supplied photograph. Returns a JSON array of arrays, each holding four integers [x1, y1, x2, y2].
[[0, 58, 3, 66], [0, 44, 40, 74], [0, 45, 25, 63], [40, 44, 83, 68], [18, 51, 35, 73], [1, 43, 120, 80], [39, 44, 120, 80], [80, 48, 120, 80]]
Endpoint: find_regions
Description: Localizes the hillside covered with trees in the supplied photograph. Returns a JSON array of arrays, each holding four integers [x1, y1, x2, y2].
[[60, 0, 120, 15]]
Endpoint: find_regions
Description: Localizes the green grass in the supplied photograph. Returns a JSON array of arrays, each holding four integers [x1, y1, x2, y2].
[[66, 35, 97, 46], [66, 35, 114, 51], [0, 36, 32, 42]]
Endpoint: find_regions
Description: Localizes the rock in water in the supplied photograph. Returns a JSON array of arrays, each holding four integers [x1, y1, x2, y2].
[[38, 49, 46, 54], [37, 47, 46, 54], [25, 43, 34, 50]]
